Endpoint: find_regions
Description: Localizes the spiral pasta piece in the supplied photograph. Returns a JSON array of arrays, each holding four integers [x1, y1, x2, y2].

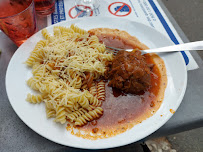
[[75, 107, 103, 126], [77, 95, 89, 108], [42, 29, 54, 42], [65, 107, 72, 114], [88, 35, 99, 45], [58, 26, 74, 34], [33, 40, 48, 52], [46, 108, 56, 118], [70, 24, 88, 35], [62, 99, 75, 109], [88, 95, 101, 107], [26, 93, 44, 104], [55, 106, 66, 124], [97, 80, 105, 101], [25, 56, 37, 67], [67, 108, 87, 122], [25, 40, 47, 66], [89, 82, 97, 97], [34, 65, 46, 77], [25, 50, 44, 67], [32, 62, 41, 74], [95, 44, 106, 53], [27, 77, 41, 91], [86, 105, 96, 111], [53, 26, 61, 37]]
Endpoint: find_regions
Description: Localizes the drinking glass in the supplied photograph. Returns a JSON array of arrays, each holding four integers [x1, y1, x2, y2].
[[34, 0, 55, 15], [75, 0, 100, 11], [0, 0, 37, 46]]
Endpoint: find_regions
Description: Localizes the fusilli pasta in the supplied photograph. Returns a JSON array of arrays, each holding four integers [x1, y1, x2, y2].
[[97, 80, 105, 101], [26, 24, 111, 127], [75, 107, 103, 126], [55, 105, 66, 124], [89, 82, 97, 97], [26, 93, 44, 104]]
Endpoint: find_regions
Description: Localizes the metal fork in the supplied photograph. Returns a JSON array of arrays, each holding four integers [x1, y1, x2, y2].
[[106, 40, 203, 55]]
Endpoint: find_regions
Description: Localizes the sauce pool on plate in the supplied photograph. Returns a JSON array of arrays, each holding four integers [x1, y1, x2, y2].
[[67, 53, 167, 139]]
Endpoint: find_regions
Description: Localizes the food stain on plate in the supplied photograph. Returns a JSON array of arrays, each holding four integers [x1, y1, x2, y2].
[[170, 109, 175, 114]]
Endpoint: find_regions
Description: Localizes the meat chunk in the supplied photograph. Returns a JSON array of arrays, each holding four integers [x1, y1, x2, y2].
[[105, 50, 151, 94]]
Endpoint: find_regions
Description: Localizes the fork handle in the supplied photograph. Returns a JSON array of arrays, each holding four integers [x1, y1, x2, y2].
[[144, 41, 203, 53]]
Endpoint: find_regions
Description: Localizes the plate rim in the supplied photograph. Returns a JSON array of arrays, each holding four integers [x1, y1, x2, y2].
[[5, 17, 187, 149]]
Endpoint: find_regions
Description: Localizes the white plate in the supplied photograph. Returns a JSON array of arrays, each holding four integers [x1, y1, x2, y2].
[[6, 17, 187, 149]]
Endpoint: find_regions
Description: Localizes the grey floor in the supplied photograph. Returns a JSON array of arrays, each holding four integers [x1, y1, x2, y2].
[[161, 0, 203, 58], [159, 0, 203, 151], [167, 127, 203, 152]]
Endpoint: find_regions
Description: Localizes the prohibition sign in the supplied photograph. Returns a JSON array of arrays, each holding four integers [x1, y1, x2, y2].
[[108, 2, 132, 17], [68, 5, 93, 19]]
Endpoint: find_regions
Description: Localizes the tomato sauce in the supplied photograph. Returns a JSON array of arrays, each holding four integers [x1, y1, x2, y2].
[[80, 54, 161, 129]]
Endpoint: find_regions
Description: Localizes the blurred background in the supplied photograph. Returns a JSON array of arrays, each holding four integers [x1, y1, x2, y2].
[[161, 0, 203, 58]]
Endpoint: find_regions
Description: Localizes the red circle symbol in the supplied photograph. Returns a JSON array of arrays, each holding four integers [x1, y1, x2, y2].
[[108, 2, 132, 17], [68, 5, 93, 19]]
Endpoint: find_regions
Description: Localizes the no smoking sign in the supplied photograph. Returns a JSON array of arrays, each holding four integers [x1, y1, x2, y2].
[[108, 2, 132, 17]]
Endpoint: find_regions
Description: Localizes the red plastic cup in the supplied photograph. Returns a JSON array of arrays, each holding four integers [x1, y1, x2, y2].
[[0, 0, 37, 46], [34, 0, 55, 15]]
